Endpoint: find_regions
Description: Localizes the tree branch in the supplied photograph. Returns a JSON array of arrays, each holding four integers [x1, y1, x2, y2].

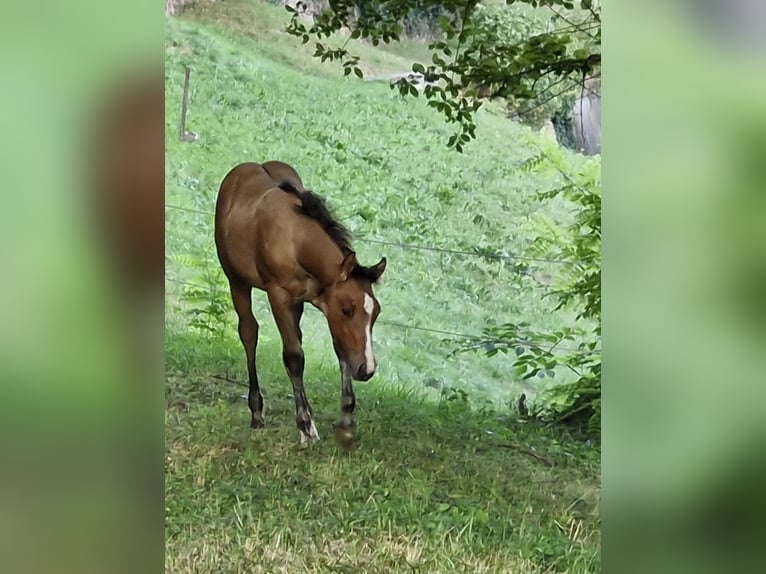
[[548, 6, 600, 41]]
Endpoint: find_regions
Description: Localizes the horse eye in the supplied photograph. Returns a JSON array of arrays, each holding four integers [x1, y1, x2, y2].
[[342, 307, 353, 318]]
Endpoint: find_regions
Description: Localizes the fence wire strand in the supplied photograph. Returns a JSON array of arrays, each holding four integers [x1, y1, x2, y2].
[[165, 203, 576, 266], [165, 200, 597, 355], [165, 276, 594, 353]]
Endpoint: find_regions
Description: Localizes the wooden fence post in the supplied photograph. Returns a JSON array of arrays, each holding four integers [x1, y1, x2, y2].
[[179, 65, 197, 142]]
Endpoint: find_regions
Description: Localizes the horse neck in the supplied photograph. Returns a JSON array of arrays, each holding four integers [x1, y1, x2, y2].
[[298, 226, 347, 286]]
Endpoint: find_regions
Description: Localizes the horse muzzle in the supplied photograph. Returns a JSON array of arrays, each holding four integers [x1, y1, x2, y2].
[[353, 362, 376, 381]]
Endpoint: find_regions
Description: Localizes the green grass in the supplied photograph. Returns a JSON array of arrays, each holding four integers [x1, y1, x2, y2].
[[165, 5, 585, 405], [180, 0, 439, 78], [166, 331, 599, 573], [165, 2, 599, 571]]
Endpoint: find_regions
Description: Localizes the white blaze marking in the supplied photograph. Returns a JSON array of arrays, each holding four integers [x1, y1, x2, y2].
[[363, 293, 375, 373]]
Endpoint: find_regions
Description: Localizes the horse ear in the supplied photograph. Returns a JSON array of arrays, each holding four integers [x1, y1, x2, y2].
[[371, 257, 387, 283], [339, 251, 357, 282]]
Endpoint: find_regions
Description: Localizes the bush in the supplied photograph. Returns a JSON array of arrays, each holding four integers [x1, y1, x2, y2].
[[457, 138, 601, 436]]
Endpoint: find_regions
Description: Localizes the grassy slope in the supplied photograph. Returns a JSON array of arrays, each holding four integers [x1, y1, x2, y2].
[[166, 1, 599, 572]]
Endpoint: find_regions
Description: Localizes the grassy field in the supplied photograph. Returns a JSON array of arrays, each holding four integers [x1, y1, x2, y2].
[[165, 1, 600, 571]]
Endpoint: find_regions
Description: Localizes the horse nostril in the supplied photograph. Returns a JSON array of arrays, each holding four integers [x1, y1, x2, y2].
[[356, 365, 374, 381]]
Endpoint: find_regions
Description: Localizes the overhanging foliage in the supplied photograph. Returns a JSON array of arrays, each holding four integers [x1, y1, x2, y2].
[[286, 0, 600, 150]]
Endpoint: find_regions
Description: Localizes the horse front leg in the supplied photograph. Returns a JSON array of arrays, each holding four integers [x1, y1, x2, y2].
[[268, 288, 319, 445], [334, 360, 358, 448]]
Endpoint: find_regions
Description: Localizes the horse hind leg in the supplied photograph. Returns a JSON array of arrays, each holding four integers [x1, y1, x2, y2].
[[229, 282, 264, 429]]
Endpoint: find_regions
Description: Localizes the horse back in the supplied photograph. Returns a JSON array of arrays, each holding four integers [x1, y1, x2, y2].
[[261, 160, 305, 193], [214, 162, 306, 288], [215, 161, 303, 209], [215, 163, 290, 222]]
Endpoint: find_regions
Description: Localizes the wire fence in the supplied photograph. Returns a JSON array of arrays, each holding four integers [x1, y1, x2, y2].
[[165, 201, 598, 355], [165, 276, 593, 354], [165, 203, 578, 266]]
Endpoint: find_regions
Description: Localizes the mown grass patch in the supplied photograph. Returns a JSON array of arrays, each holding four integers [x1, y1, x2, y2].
[[166, 330, 599, 573]]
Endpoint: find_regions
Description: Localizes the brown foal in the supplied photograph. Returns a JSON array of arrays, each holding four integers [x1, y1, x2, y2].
[[214, 161, 386, 445]]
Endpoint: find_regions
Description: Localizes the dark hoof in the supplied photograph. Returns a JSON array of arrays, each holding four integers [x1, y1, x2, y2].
[[334, 422, 358, 450], [250, 417, 265, 429]]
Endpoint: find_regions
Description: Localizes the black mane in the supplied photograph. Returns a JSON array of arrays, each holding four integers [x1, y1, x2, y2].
[[277, 181, 353, 254]]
